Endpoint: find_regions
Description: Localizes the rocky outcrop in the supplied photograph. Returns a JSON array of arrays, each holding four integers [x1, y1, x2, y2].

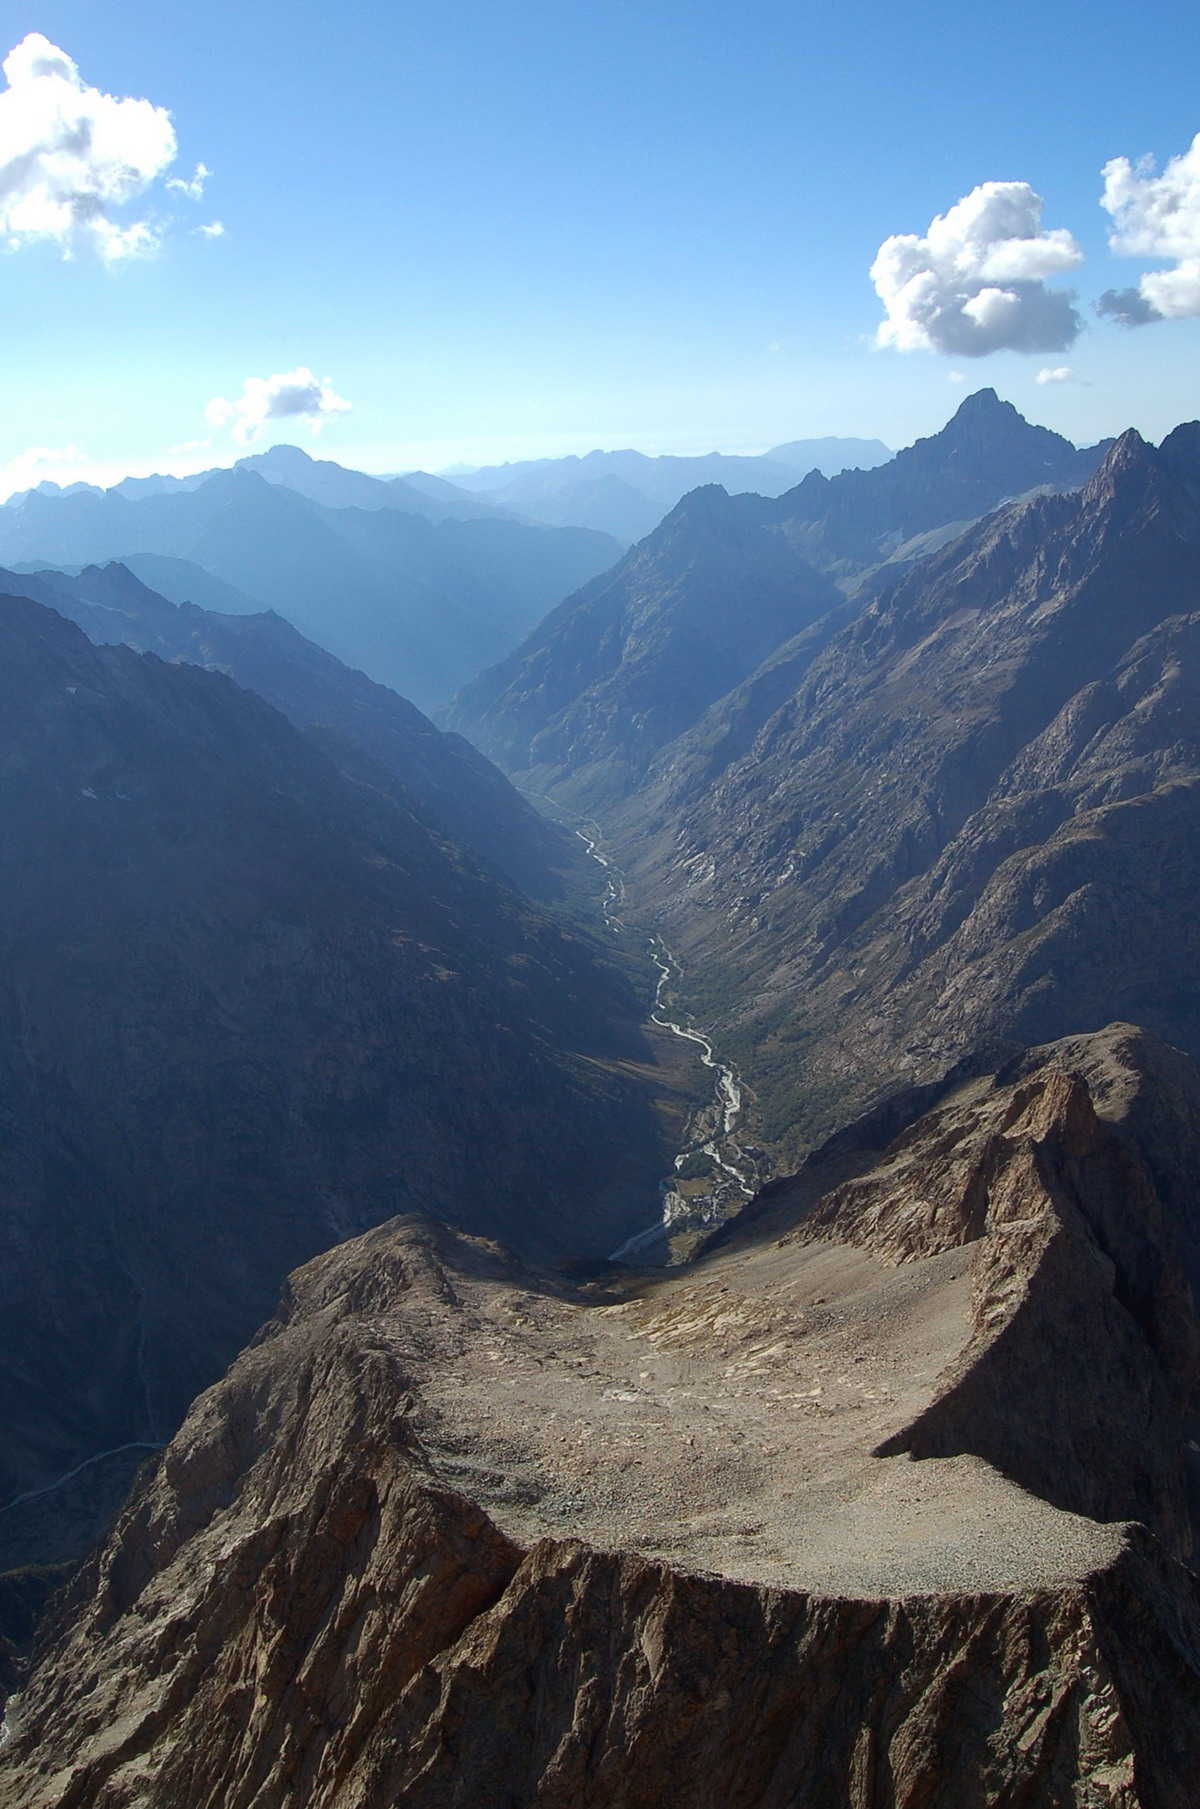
[[791, 1063, 1199, 1558], [3, 1028, 1199, 1806]]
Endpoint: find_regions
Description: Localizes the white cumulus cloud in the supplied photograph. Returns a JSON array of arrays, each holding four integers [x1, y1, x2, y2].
[[871, 180, 1084, 357], [1098, 134, 1200, 323], [206, 368, 352, 444], [196, 220, 225, 239], [0, 33, 179, 261], [1035, 365, 1074, 384]]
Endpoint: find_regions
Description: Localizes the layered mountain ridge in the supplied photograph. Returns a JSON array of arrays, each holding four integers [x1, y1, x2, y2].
[[7, 445, 516, 525], [0, 465, 620, 709], [445, 436, 893, 542], [447, 390, 1106, 802], [613, 421, 1200, 1157]]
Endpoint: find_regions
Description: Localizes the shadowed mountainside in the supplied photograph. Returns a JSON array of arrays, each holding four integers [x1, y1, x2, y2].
[[1, 560, 578, 899], [0, 594, 671, 1570]]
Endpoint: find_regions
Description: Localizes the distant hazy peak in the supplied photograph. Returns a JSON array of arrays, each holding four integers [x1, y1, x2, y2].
[[236, 443, 321, 475]]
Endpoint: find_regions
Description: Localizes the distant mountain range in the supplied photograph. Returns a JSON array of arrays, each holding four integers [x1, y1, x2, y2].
[[0, 454, 621, 708], [447, 390, 1104, 802], [7, 444, 517, 525], [442, 437, 893, 542]]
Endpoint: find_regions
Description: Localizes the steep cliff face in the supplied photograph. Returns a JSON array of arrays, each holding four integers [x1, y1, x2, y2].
[[4, 1028, 1198, 1807], [610, 424, 1200, 1158], [0, 596, 670, 1571]]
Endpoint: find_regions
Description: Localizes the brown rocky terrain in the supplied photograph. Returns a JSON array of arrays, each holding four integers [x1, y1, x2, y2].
[[4, 1023, 1198, 1807]]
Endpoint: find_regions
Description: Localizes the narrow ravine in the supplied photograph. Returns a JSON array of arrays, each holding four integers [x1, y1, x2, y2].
[[574, 824, 764, 1262]]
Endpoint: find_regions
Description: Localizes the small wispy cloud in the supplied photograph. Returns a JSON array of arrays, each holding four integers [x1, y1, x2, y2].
[[1035, 365, 1075, 384], [0, 443, 87, 494], [871, 180, 1083, 357], [205, 368, 352, 444], [196, 221, 225, 239], [166, 162, 210, 201], [0, 33, 180, 262], [0, 441, 218, 500]]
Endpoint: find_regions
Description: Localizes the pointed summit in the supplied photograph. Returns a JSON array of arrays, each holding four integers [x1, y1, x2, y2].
[[1080, 428, 1159, 512], [893, 389, 1097, 498], [948, 386, 1007, 418], [1096, 426, 1152, 473]]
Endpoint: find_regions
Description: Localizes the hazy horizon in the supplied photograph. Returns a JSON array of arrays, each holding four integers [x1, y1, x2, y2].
[[2, 1, 1196, 503]]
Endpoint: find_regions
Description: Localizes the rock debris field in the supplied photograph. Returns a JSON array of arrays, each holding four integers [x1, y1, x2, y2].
[[387, 1222, 1126, 1599]]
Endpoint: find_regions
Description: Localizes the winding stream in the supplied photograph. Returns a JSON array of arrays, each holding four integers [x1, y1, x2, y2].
[[0, 1440, 164, 1522], [574, 824, 761, 1262]]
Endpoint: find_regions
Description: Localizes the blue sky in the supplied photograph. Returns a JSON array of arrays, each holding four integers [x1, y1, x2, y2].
[[2, 0, 1198, 491]]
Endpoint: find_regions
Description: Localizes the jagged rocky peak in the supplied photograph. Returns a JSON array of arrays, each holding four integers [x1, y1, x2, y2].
[[1077, 420, 1200, 530], [2, 1024, 1198, 1805], [869, 385, 1094, 491], [1160, 417, 1200, 469]]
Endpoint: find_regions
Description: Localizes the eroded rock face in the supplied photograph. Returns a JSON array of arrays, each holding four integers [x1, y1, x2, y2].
[[4, 1028, 1199, 1807]]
